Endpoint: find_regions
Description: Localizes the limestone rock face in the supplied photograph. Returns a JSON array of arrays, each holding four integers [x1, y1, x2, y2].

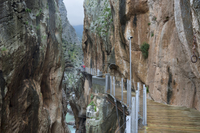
[[0, 0, 69, 132], [86, 94, 124, 133], [58, 0, 84, 132], [58, 0, 83, 96], [83, 0, 200, 111], [69, 74, 86, 132]]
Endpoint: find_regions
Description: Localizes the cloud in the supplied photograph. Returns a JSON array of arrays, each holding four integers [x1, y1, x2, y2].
[[63, 0, 84, 26]]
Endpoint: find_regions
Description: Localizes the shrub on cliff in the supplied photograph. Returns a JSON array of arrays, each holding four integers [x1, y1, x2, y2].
[[141, 42, 150, 59]]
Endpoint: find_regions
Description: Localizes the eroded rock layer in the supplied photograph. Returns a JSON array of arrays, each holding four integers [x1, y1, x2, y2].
[[83, 0, 200, 111], [0, 0, 70, 132]]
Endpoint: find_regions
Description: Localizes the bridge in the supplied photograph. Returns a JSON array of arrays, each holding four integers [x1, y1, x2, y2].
[[80, 67, 200, 133]]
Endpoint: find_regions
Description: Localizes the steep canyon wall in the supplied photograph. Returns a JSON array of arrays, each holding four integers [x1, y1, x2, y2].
[[0, 0, 81, 132], [83, 0, 200, 111]]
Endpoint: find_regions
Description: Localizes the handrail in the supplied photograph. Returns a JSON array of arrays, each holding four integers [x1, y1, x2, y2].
[[84, 66, 147, 132]]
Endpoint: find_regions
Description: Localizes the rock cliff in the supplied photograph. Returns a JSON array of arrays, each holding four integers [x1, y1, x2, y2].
[[0, 0, 76, 132], [83, 0, 200, 111], [59, 0, 83, 96], [58, 0, 84, 132]]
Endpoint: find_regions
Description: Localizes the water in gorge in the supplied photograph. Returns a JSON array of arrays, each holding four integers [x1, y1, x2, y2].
[[65, 105, 76, 133]]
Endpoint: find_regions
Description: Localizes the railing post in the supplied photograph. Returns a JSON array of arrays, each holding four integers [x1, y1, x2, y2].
[[127, 80, 129, 106], [143, 84, 147, 126], [131, 97, 136, 133], [143, 85, 145, 125], [129, 80, 132, 109], [105, 74, 108, 93], [135, 90, 139, 133], [110, 76, 112, 95], [137, 82, 140, 113], [145, 85, 147, 126], [121, 78, 123, 102], [126, 116, 131, 133], [113, 76, 115, 96]]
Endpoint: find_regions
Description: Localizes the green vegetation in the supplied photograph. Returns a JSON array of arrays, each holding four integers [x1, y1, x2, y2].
[[1, 47, 7, 51], [36, 9, 42, 17], [40, 46, 45, 50], [151, 33, 154, 37], [66, 73, 74, 86], [25, 21, 28, 25], [36, 25, 40, 30], [88, 101, 97, 112], [148, 23, 151, 26], [90, 94, 94, 100], [42, 35, 47, 40], [146, 86, 149, 93], [140, 42, 150, 59], [94, 106, 97, 112], [25, 8, 31, 13], [88, 101, 95, 107], [90, 1, 113, 37]]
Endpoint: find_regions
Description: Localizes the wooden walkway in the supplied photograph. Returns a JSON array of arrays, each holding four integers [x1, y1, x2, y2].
[[110, 86, 200, 133], [139, 99, 200, 133], [88, 68, 200, 133]]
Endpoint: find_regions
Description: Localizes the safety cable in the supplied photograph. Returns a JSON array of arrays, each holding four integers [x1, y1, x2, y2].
[[115, 119, 129, 133]]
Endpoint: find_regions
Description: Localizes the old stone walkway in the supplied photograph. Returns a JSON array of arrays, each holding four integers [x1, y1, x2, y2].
[[139, 99, 200, 133]]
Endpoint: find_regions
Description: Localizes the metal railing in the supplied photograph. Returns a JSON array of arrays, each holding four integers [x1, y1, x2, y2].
[[87, 69, 147, 133], [82, 67, 102, 76], [103, 75, 147, 133]]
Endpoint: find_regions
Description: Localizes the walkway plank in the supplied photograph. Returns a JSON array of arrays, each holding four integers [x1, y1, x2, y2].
[[139, 99, 200, 133]]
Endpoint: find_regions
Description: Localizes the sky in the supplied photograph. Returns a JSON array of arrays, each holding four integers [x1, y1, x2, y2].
[[63, 0, 84, 26]]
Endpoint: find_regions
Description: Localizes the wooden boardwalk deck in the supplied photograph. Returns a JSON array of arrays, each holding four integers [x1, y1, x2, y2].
[[109, 86, 200, 133], [139, 99, 200, 133], [91, 73, 200, 133]]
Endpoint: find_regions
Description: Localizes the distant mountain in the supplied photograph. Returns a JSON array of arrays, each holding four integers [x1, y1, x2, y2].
[[73, 25, 83, 42]]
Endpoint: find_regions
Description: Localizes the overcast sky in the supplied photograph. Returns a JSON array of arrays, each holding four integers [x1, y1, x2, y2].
[[63, 0, 84, 26]]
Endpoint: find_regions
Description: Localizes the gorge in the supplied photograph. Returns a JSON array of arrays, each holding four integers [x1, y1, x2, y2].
[[1, 0, 200, 133]]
